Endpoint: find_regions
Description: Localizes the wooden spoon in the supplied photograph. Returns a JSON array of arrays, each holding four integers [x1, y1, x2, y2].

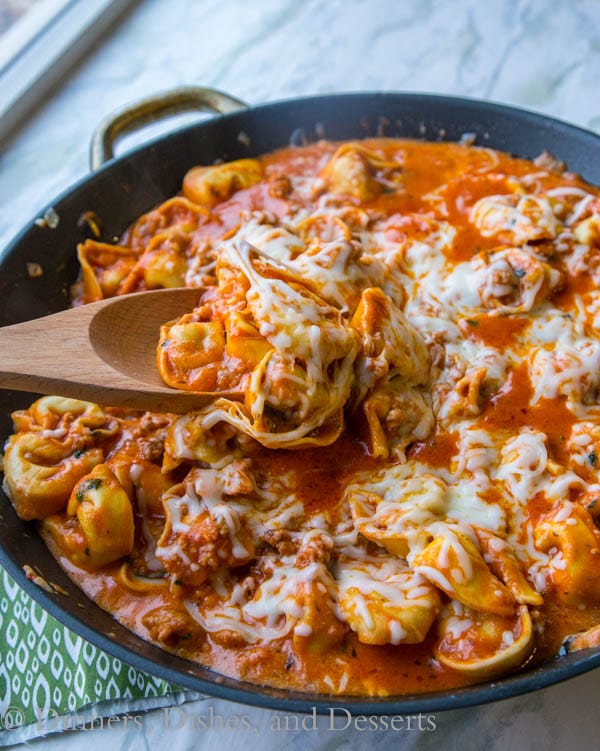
[[0, 288, 239, 413]]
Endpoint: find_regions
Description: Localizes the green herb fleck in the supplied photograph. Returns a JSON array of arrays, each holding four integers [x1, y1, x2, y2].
[[179, 633, 192, 641], [465, 319, 479, 327], [77, 478, 102, 500], [514, 268, 526, 278], [74, 449, 85, 459], [174, 579, 184, 586], [590, 451, 598, 468], [84, 547, 90, 557]]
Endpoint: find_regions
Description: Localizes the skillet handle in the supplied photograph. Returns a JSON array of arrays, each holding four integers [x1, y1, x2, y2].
[[89, 86, 249, 170]]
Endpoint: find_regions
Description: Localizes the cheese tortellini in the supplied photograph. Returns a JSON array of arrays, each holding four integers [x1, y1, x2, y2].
[[3, 432, 103, 520], [412, 526, 517, 616], [335, 555, 441, 645], [351, 287, 434, 457], [156, 465, 256, 585], [43, 463, 134, 568], [470, 192, 561, 244], [183, 158, 263, 207], [472, 246, 562, 313], [3, 396, 118, 520], [320, 143, 403, 201], [348, 472, 449, 557], [534, 502, 600, 605], [436, 602, 534, 678], [158, 240, 361, 448]]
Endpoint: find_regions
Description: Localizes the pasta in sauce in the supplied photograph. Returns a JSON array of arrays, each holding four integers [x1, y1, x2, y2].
[[4, 137, 600, 696]]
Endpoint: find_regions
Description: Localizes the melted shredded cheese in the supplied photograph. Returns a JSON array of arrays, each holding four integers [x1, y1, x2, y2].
[[10, 137, 600, 695]]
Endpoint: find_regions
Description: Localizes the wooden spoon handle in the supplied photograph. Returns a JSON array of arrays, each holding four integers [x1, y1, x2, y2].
[[0, 304, 105, 393], [0, 291, 217, 413]]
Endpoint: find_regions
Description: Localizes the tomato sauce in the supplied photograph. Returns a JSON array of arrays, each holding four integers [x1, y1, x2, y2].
[[409, 430, 459, 471], [20, 137, 600, 698], [460, 315, 530, 349], [480, 363, 577, 466]]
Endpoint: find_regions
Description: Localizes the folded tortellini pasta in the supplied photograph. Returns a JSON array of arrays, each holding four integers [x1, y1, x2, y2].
[[183, 159, 263, 208], [334, 554, 441, 645], [320, 143, 403, 201], [436, 601, 534, 678], [158, 239, 361, 448], [3, 396, 119, 520]]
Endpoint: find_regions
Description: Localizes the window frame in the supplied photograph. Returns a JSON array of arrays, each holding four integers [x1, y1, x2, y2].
[[0, 0, 137, 144]]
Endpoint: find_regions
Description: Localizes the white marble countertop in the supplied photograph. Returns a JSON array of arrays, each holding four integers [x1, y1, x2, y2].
[[3, 0, 600, 748]]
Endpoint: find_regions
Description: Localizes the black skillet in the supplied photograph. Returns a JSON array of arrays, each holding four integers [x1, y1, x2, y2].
[[2, 88, 600, 714]]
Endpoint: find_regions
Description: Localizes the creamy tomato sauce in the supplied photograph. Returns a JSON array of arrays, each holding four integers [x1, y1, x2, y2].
[[6, 137, 600, 697]]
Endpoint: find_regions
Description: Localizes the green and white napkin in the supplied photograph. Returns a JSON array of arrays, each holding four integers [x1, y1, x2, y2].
[[0, 566, 198, 746]]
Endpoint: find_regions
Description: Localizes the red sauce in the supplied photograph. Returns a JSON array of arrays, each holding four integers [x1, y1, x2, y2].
[[480, 363, 577, 465], [460, 315, 530, 349], [332, 634, 474, 694], [551, 268, 597, 312], [215, 182, 290, 226], [258, 432, 377, 514], [31, 138, 600, 698], [448, 225, 499, 263], [525, 490, 552, 528], [410, 430, 459, 470]]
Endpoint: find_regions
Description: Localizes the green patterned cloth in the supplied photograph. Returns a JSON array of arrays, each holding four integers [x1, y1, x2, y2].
[[0, 566, 195, 745]]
